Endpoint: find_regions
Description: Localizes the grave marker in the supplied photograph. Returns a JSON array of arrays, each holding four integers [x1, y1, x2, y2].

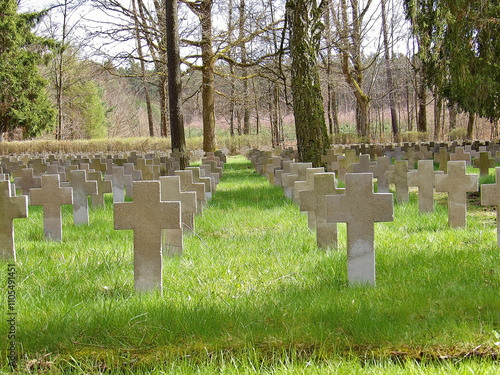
[[386, 160, 409, 203], [300, 172, 344, 249], [473, 151, 495, 177], [88, 171, 112, 208], [370, 156, 394, 193], [30, 174, 73, 241], [13, 168, 41, 200], [114, 181, 181, 292], [62, 170, 97, 225], [480, 168, 500, 247], [326, 173, 393, 284], [0, 181, 28, 260], [407, 160, 443, 213], [160, 176, 197, 256], [435, 161, 479, 228], [104, 166, 133, 203]]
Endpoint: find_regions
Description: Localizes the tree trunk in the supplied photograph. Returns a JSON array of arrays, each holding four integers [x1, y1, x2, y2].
[[200, 1, 216, 151], [228, 0, 235, 137], [239, 0, 250, 134], [324, 1, 333, 135], [133, 0, 154, 137], [433, 90, 442, 140], [466, 112, 475, 140], [381, 0, 398, 140], [166, 0, 187, 168], [449, 103, 457, 131], [287, 0, 329, 166], [417, 70, 427, 133]]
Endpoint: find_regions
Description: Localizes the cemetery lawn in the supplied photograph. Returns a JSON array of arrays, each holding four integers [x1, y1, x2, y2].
[[2, 155, 500, 374]]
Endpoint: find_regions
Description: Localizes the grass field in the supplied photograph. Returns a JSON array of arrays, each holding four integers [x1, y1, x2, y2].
[[1, 155, 500, 373]]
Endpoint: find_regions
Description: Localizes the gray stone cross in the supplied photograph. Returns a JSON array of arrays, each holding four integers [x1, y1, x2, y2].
[[160, 176, 197, 256], [370, 156, 394, 193], [105, 166, 133, 203], [88, 171, 112, 208], [300, 172, 344, 249], [63, 170, 97, 225], [30, 174, 73, 241], [473, 151, 495, 177], [0, 181, 28, 260], [326, 173, 393, 284], [480, 167, 500, 247], [13, 168, 41, 200], [435, 161, 479, 228], [407, 160, 443, 213], [114, 181, 181, 292], [386, 160, 409, 203]]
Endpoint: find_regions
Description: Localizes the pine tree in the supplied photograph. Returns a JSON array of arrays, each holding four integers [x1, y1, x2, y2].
[[0, 0, 56, 139]]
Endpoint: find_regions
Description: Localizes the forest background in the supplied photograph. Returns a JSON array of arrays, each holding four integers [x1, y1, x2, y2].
[[2, 0, 499, 150]]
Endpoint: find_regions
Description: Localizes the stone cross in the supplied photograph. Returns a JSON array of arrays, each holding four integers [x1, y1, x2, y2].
[[88, 171, 112, 208], [370, 156, 394, 193], [480, 167, 500, 247], [90, 158, 107, 174], [174, 169, 206, 213], [321, 149, 341, 173], [104, 166, 133, 203], [339, 149, 359, 174], [293, 167, 325, 207], [300, 172, 344, 249], [114, 181, 181, 292], [407, 160, 443, 213], [473, 151, 495, 177], [434, 147, 449, 173], [13, 168, 41, 200], [198, 164, 219, 191], [30, 174, 73, 241], [123, 163, 142, 199], [0, 181, 28, 260], [274, 160, 292, 187], [160, 176, 197, 256], [450, 146, 472, 166], [435, 161, 479, 228], [326, 173, 393, 284], [186, 166, 213, 201], [386, 160, 409, 203], [281, 162, 312, 199], [405, 146, 416, 169], [62, 170, 97, 225], [28, 158, 48, 176], [352, 154, 376, 173]]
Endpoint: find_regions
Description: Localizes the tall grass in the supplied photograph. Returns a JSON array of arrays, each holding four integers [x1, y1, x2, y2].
[[1, 156, 499, 373]]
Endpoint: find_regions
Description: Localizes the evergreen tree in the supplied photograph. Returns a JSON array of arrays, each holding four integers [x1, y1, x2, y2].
[[405, 0, 500, 120], [0, 0, 56, 138]]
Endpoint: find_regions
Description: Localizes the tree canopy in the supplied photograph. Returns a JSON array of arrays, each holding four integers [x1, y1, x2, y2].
[[405, 0, 500, 120], [0, 0, 56, 138]]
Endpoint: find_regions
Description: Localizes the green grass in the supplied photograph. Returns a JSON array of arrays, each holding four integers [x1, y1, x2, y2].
[[1, 155, 500, 373]]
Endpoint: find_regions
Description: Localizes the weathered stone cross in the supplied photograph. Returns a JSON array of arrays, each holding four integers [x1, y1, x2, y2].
[[30, 174, 73, 241], [435, 161, 478, 228], [473, 151, 495, 177], [114, 181, 181, 292], [63, 170, 97, 225], [0, 181, 28, 260], [326, 173, 393, 284], [160, 176, 197, 256], [105, 166, 133, 203], [481, 167, 500, 247], [300, 172, 344, 249], [407, 160, 443, 213]]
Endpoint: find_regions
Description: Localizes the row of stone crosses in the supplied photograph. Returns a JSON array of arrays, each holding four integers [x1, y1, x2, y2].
[[0, 149, 227, 292], [248, 140, 500, 286]]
